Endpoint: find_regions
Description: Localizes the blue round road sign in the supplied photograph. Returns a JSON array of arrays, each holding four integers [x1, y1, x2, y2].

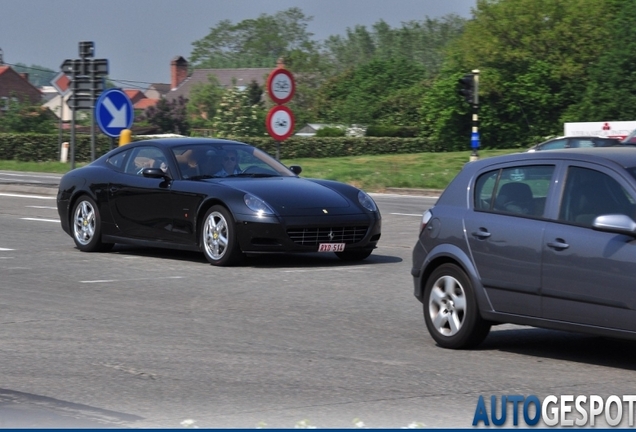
[[95, 88, 134, 138]]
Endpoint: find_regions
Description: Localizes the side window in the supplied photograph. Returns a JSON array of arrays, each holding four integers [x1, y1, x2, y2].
[[541, 139, 568, 150], [559, 167, 635, 226], [570, 139, 594, 148], [474, 170, 498, 211], [124, 146, 168, 175], [106, 150, 129, 172], [475, 165, 554, 216]]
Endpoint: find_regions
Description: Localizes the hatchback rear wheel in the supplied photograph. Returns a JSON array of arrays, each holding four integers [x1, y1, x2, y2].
[[423, 263, 490, 349]]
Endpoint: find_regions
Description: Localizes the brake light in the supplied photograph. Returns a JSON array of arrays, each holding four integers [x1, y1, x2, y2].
[[420, 210, 432, 233]]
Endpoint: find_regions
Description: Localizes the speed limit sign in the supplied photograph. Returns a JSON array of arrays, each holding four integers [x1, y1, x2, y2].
[[266, 105, 295, 141]]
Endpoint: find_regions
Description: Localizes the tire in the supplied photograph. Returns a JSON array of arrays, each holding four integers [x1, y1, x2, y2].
[[201, 205, 244, 266], [335, 249, 373, 261], [71, 196, 113, 252], [423, 263, 491, 349]]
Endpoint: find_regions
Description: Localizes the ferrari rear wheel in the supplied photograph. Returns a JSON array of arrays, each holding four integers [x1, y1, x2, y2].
[[335, 249, 373, 261], [71, 195, 113, 252], [201, 205, 244, 266]]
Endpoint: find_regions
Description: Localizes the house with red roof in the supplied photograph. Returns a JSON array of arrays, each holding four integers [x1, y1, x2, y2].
[[0, 65, 42, 111], [124, 88, 159, 110], [165, 56, 271, 103]]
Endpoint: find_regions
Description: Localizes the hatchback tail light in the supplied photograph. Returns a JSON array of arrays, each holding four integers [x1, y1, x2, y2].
[[420, 210, 432, 233]]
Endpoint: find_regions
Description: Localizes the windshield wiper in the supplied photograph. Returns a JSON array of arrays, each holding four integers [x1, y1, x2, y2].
[[188, 175, 219, 180], [229, 173, 279, 178]]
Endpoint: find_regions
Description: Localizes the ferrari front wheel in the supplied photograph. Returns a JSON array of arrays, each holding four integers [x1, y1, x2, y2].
[[201, 205, 244, 266]]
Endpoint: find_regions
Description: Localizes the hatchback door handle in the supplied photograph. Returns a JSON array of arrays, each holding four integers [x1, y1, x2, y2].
[[547, 239, 569, 250], [472, 230, 491, 239]]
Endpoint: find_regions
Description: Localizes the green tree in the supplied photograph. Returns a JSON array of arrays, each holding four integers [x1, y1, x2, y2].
[[0, 96, 56, 133], [563, 0, 636, 122], [246, 79, 264, 107], [140, 96, 190, 135], [315, 58, 426, 125], [423, 0, 621, 149], [187, 74, 225, 129], [190, 7, 320, 69], [324, 15, 466, 77], [212, 87, 265, 137]]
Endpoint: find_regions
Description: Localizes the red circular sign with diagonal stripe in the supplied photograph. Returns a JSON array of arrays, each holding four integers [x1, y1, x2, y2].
[[267, 68, 295, 104], [266, 105, 295, 141]]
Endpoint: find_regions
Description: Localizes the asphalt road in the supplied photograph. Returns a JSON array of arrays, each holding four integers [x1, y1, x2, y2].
[[1, 179, 636, 428]]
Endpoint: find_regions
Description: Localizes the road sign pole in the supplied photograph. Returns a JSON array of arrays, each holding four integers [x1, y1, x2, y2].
[[470, 69, 480, 162], [61, 42, 109, 165], [58, 97, 63, 160], [70, 101, 76, 170]]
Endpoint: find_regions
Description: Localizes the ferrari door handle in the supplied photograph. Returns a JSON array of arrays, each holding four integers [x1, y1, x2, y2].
[[547, 239, 569, 250]]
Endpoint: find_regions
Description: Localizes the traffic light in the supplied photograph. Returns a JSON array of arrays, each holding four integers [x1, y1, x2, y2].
[[458, 73, 475, 105]]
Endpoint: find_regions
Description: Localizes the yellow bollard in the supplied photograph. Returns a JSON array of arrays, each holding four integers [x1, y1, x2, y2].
[[119, 129, 132, 146]]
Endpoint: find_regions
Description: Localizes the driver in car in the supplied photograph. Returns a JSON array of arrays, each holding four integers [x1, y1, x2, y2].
[[215, 150, 242, 177]]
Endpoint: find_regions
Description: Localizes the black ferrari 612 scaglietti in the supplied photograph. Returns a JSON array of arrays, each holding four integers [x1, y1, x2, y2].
[[56, 138, 382, 266]]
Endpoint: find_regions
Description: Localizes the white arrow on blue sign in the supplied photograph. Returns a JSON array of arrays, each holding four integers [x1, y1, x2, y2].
[[95, 88, 134, 138]]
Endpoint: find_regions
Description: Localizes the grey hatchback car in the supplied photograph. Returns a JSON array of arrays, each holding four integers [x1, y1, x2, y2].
[[412, 147, 636, 349]]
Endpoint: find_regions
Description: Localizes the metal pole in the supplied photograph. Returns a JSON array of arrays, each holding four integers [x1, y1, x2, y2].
[[57, 95, 63, 160], [91, 104, 96, 161], [470, 69, 480, 162], [70, 105, 76, 170]]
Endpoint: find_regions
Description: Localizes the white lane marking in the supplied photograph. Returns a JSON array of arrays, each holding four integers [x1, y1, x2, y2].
[[20, 218, 60, 223], [26, 205, 57, 209], [390, 212, 423, 217], [80, 276, 186, 284], [0, 248, 14, 251], [282, 267, 365, 273], [0, 193, 55, 200], [0, 257, 15, 259]]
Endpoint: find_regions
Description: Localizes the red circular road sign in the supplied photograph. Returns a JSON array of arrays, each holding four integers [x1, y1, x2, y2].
[[266, 105, 295, 141], [267, 68, 295, 104]]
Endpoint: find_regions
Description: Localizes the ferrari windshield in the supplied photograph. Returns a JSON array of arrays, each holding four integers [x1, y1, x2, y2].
[[171, 143, 296, 180]]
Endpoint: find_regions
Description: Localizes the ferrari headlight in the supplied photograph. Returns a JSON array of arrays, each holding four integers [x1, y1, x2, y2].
[[358, 190, 377, 212], [244, 194, 275, 216]]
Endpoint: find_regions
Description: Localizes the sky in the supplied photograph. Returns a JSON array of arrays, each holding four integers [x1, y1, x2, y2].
[[0, 0, 476, 89]]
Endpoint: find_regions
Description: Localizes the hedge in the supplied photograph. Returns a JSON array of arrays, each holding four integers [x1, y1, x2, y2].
[[0, 133, 439, 162]]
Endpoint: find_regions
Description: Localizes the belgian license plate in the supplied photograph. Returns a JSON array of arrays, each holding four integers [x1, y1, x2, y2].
[[318, 243, 345, 252]]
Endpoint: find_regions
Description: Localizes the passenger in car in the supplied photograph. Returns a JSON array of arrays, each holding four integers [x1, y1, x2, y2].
[[177, 149, 202, 178], [494, 182, 535, 215], [215, 150, 242, 177]]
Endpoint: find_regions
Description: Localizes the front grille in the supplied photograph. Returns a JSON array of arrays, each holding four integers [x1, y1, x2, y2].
[[287, 226, 369, 246]]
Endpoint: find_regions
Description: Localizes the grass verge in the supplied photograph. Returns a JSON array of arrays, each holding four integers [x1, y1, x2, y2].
[[0, 149, 521, 192]]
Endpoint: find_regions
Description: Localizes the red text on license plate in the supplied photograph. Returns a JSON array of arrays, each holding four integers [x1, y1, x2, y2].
[[318, 243, 345, 252]]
